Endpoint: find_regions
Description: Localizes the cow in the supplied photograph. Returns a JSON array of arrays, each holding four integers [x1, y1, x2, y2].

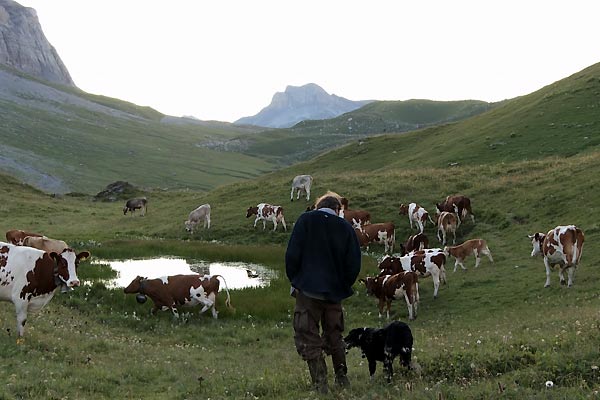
[[123, 274, 232, 318], [398, 203, 435, 234], [22, 236, 69, 254], [529, 225, 584, 288], [290, 175, 313, 202], [123, 197, 148, 216], [402, 233, 429, 254], [436, 212, 460, 245], [344, 321, 413, 383], [444, 239, 494, 272], [184, 204, 211, 233], [354, 222, 395, 253], [378, 250, 447, 298], [246, 203, 287, 231], [436, 195, 474, 223], [5, 230, 44, 246], [360, 271, 419, 321], [340, 208, 371, 228], [0, 241, 90, 341]]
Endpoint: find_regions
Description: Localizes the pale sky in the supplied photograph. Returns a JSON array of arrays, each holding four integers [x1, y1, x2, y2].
[[17, 0, 600, 122]]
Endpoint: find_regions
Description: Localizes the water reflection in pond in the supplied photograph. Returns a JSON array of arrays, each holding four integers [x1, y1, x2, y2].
[[92, 257, 276, 289]]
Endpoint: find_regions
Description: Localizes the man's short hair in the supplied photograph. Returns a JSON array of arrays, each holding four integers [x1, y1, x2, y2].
[[316, 194, 342, 211]]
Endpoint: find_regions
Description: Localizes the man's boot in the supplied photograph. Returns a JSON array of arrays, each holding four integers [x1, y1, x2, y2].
[[307, 356, 328, 394], [333, 362, 350, 388]]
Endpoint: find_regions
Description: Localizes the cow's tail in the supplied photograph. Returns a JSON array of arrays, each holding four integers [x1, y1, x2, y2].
[[215, 275, 233, 310], [428, 214, 435, 225]]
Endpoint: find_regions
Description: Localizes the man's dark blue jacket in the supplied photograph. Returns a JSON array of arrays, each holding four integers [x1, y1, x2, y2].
[[285, 209, 362, 303]]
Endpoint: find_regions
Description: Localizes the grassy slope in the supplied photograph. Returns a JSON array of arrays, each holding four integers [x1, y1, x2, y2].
[[1, 63, 600, 398]]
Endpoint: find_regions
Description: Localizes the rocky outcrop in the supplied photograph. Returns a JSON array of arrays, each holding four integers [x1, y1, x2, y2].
[[0, 0, 74, 86], [235, 83, 372, 128]]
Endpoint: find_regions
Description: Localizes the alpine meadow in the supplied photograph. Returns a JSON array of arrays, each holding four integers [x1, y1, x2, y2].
[[2, 56, 600, 400]]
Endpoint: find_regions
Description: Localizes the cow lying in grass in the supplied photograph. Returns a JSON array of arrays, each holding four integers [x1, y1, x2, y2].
[[124, 274, 232, 318], [344, 321, 413, 383]]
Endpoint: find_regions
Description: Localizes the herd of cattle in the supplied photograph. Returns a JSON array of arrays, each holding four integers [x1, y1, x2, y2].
[[0, 172, 585, 344]]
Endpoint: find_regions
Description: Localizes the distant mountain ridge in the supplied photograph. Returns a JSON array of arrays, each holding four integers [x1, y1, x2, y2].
[[235, 83, 373, 128], [0, 0, 74, 86]]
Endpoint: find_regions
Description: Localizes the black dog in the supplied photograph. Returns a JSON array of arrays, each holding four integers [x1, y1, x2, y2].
[[344, 321, 413, 383]]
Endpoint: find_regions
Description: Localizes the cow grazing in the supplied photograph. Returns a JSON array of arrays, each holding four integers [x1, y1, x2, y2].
[[344, 321, 413, 383], [436, 212, 460, 245], [123, 197, 148, 216], [246, 203, 287, 231], [529, 225, 584, 287], [398, 203, 435, 234], [290, 175, 313, 201], [340, 208, 371, 228], [0, 242, 90, 340], [444, 239, 494, 272], [354, 222, 395, 253], [5, 230, 44, 246], [403, 233, 429, 254], [378, 250, 447, 298], [23, 236, 69, 254], [436, 195, 474, 223], [360, 272, 419, 320], [184, 204, 211, 233], [124, 274, 232, 318]]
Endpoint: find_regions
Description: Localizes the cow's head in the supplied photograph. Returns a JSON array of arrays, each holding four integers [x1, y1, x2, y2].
[[124, 276, 146, 294], [528, 233, 545, 257], [398, 204, 409, 215], [246, 206, 258, 218], [51, 249, 89, 288], [184, 220, 195, 232], [360, 276, 379, 296]]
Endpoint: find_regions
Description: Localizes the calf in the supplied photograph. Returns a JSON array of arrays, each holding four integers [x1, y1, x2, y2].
[[0, 242, 90, 340], [444, 239, 494, 272], [398, 203, 435, 234], [360, 271, 419, 320], [246, 203, 287, 231], [436, 195, 474, 223], [339, 208, 371, 228], [529, 225, 584, 287], [184, 204, 211, 233], [5, 229, 44, 246], [123, 197, 148, 216], [378, 250, 447, 298], [344, 321, 413, 383], [403, 233, 429, 254], [436, 212, 460, 245], [124, 274, 232, 318], [23, 236, 69, 254], [354, 222, 395, 253], [290, 174, 313, 201]]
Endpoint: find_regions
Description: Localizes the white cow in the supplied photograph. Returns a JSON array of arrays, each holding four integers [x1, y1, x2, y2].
[[399, 203, 435, 234], [185, 204, 211, 233], [290, 175, 313, 201]]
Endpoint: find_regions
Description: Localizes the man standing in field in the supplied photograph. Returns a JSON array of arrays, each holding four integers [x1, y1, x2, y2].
[[285, 192, 362, 394]]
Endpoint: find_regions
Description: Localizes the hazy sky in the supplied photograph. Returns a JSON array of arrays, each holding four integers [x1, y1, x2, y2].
[[17, 0, 600, 122]]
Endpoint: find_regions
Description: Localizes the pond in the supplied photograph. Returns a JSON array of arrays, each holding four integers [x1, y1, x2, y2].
[[92, 257, 276, 290]]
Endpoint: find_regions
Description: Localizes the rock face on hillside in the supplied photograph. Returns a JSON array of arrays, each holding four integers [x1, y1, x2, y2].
[[235, 83, 372, 128], [0, 0, 74, 86]]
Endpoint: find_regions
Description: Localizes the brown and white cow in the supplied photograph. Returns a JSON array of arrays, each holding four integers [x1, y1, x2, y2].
[[354, 222, 395, 253], [123, 197, 148, 216], [23, 236, 69, 254], [290, 175, 313, 202], [246, 203, 287, 231], [185, 204, 211, 233], [436, 195, 474, 223], [378, 250, 447, 298], [360, 271, 419, 320], [402, 233, 429, 254], [340, 208, 371, 228], [398, 203, 435, 234], [5, 229, 44, 246], [124, 274, 232, 318], [444, 239, 494, 272], [529, 225, 584, 287], [0, 241, 90, 340], [436, 212, 460, 245]]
